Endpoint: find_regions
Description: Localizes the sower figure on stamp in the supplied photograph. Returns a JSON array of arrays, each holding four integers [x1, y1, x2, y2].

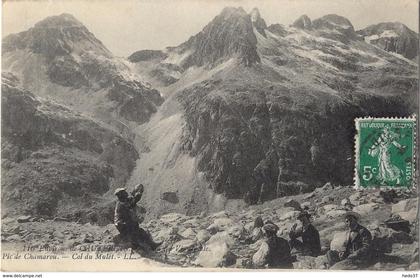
[[327, 211, 373, 270], [114, 184, 161, 251], [289, 211, 321, 257], [252, 222, 294, 269]]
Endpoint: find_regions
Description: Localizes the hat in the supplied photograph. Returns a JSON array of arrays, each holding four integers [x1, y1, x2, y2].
[[344, 211, 361, 221], [114, 187, 127, 196], [263, 223, 279, 233]]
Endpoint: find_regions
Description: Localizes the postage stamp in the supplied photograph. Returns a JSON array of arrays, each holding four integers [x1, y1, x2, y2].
[[355, 117, 416, 189]]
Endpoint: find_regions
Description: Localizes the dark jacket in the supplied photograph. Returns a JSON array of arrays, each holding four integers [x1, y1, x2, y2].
[[289, 223, 321, 256], [343, 224, 372, 258], [266, 236, 293, 268], [114, 193, 142, 228]]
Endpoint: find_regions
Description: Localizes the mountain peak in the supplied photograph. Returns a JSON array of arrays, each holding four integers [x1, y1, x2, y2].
[[357, 22, 418, 59], [219, 6, 247, 18], [34, 13, 83, 28], [312, 14, 354, 31], [177, 6, 260, 68], [292, 14, 312, 29], [3, 13, 111, 58], [250, 7, 261, 22], [249, 7, 267, 37]]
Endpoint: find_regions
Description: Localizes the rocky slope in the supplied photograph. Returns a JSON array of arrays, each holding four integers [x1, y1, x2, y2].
[[2, 184, 418, 270], [358, 22, 418, 60], [128, 8, 418, 212], [2, 13, 163, 128], [1, 73, 138, 223]]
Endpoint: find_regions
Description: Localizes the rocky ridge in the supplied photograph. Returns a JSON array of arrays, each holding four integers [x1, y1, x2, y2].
[[357, 22, 419, 60], [1, 73, 138, 223], [2, 13, 163, 126]]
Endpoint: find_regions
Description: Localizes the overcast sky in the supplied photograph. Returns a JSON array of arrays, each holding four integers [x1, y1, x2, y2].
[[3, 0, 418, 57]]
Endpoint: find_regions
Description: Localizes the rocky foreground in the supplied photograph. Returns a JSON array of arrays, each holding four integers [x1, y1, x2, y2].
[[2, 184, 418, 270]]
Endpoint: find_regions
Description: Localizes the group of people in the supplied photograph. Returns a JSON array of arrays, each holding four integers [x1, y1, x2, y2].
[[113, 185, 374, 269], [251, 210, 373, 269]]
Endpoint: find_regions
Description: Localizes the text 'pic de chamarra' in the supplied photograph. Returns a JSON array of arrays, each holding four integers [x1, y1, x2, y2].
[[1, 2, 418, 272]]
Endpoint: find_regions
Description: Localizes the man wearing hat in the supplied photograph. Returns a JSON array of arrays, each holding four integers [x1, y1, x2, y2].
[[114, 184, 160, 251], [252, 222, 294, 269], [326, 211, 373, 269], [289, 211, 321, 257]]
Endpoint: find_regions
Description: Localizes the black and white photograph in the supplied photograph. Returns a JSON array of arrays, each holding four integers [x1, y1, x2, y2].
[[1, 0, 419, 272]]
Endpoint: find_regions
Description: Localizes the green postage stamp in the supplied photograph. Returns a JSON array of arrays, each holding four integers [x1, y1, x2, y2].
[[355, 117, 416, 189]]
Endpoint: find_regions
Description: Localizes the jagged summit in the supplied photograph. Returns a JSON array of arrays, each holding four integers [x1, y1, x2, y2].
[[250, 7, 267, 37], [292, 14, 312, 29], [34, 13, 84, 28], [312, 14, 354, 31], [2, 13, 164, 124], [174, 6, 260, 67], [358, 22, 418, 59], [3, 13, 111, 58]]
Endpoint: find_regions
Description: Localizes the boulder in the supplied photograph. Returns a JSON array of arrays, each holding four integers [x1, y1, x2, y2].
[[160, 213, 187, 224], [321, 196, 333, 204], [207, 217, 233, 234], [82, 233, 94, 243], [210, 211, 229, 219], [227, 224, 246, 239], [102, 224, 119, 238], [292, 255, 328, 269], [371, 226, 414, 253], [154, 227, 179, 241], [170, 239, 198, 255], [330, 231, 348, 252], [279, 211, 300, 221], [4, 224, 21, 234], [196, 229, 211, 243], [161, 191, 179, 204], [244, 222, 254, 232], [207, 231, 235, 247], [52, 230, 65, 240], [180, 228, 196, 239], [349, 191, 367, 205], [235, 257, 252, 268], [408, 262, 419, 270], [195, 241, 236, 267], [284, 199, 301, 211], [301, 201, 311, 209], [326, 209, 348, 219], [322, 204, 339, 213], [183, 218, 200, 229], [303, 191, 315, 200], [397, 208, 418, 223], [353, 203, 379, 216], [276, 207, 297, 216], [5, 234, 22, 242], [17, 215, 32, 223], [392, 198, 417, 214], [341, 198, 351, 206], [320, 182, 333, 191]]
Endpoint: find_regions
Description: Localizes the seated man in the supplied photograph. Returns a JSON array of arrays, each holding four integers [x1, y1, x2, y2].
[[289, 211, 321, 257], [326, 211, 373, 270], [114, 185, 160, 251], [252, 222, 294, 269]]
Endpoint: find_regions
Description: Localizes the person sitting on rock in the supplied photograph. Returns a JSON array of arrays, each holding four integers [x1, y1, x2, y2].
[[114, 185, 161, 251], [289, 211, 321, 257], [326, 211, 373, 270], [252, 222, 294, 269]]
